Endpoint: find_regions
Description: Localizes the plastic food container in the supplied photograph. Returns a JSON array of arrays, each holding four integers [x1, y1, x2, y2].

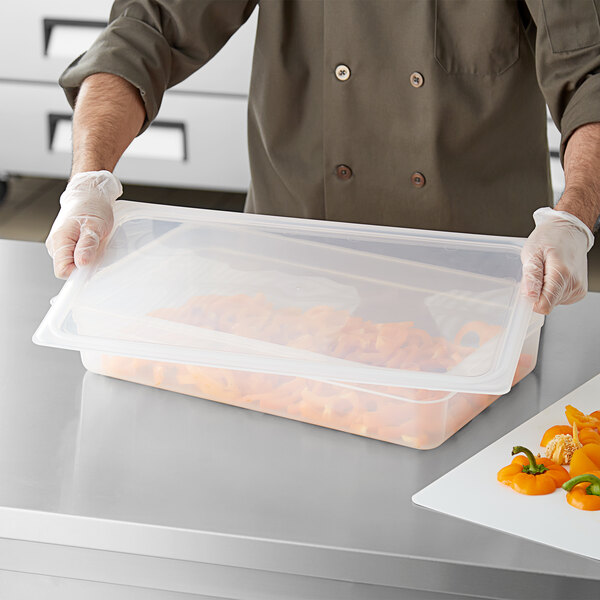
[[34, 201, 543, 449]]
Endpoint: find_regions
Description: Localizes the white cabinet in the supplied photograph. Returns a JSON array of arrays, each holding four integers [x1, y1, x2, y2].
[[0, 2, 113, 84], [0, 1, 256, 192], [0, 1, 255, 96], [0, 81, 249, 191]]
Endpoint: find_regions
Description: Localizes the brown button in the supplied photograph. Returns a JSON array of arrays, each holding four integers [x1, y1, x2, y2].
[[410, 71, 424, 88], [336, 164, 353, 180], [411, 172, 425, 188]]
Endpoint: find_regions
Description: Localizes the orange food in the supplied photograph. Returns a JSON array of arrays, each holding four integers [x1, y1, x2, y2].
[[540, 425, 573, 447], [149, 294, 481, 372], [569, 443, 600, 478], [101, 295, 537, 449], [497, 447, 569, 495], [544, 423, 582, 465], [565, 405, 600, 430], [454, 321, 502, 347], [563, 471, 600, 511], [579, 428, 600, 446]]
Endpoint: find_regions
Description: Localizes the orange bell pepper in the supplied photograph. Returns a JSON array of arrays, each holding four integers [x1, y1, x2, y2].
[[569, 443, 600, 478], [565, 405, 600, 430], [562, 471, 600, 511], [579, 428, 600, 446], [540, 425, 572, 447], [497, 446, 569, 495]]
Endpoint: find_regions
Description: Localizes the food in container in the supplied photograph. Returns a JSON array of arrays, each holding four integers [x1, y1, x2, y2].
[[34, 201, 543, 449]]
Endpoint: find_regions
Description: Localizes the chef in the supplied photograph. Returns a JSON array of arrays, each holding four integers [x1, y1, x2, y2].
[[46, 0, 600, 315]]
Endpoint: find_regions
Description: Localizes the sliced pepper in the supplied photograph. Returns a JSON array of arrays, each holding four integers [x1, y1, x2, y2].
[[569, 443, 600, 478], [579, 428, 600, 446], [497, 446, 569, 495], [540, 425, 572, 447], [562, 471, 600, 511], [454, 321, 502, 347], [565, 405, 600, 430]]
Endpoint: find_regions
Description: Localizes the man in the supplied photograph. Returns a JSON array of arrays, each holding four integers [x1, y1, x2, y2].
[[46, 0, 600, 315]]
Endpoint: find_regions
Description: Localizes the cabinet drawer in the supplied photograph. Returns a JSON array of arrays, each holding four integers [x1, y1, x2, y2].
[[0, 81, 250, 192], [0, 1, 112, 83], [0, 2, 256, 96]]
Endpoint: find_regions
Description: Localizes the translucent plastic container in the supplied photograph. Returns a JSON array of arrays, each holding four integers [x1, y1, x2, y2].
[[34, 201, 543, 449]]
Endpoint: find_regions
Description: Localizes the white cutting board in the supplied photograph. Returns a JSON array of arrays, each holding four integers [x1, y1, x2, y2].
[[413, 373, 600, 561]]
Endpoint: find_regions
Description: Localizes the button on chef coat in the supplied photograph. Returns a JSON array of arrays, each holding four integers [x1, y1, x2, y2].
[[411, 172, 426, 188], [336, 164, 353, 180], [335, 64, 351, 81], [410, 72, 424, 88], [59, 0, 600, 237]]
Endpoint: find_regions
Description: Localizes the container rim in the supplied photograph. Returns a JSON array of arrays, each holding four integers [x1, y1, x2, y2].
[[33, 201, 537, 396]]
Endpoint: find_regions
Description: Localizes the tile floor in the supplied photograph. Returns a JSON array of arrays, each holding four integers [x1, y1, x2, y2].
[[0, 175, 599, 291]]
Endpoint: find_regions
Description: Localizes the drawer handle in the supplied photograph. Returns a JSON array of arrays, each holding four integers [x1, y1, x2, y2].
[[49, 115, 188, 162], [44, 18, 106, 59]]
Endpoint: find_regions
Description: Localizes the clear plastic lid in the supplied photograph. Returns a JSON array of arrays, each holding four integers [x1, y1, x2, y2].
[[34, 201, 536, 394]]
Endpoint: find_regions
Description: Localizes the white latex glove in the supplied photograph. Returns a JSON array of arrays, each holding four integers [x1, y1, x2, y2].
[[46, 170, 122, 279], [521, 207, 594, 314]]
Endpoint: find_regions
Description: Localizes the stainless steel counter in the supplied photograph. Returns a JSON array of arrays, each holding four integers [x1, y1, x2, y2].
[[1, 239, 599, 599]]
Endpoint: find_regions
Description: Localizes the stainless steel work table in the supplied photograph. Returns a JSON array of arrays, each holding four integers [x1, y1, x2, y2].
[[1, 239, 599, 600]]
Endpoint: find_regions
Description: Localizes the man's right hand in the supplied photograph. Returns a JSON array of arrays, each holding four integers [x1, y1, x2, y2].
[[46, 170, 122, 279]]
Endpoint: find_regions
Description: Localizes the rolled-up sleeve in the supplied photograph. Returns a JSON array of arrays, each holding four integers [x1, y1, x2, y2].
[[525, 0, 600, 163], [59, 0, 258, 132]]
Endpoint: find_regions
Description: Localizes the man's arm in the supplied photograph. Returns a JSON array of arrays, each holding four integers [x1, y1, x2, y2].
[[518, 2, 600, 312], [46, 1, 257, 278], [520, 123, 598, 314], [45, 73, 144, 278], [556, 123, 600, 232], [71, 73, 145, 175]]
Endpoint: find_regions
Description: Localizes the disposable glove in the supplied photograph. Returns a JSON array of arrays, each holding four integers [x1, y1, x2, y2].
[[46, 170, 122, 279], [521, 207, 594, 314]]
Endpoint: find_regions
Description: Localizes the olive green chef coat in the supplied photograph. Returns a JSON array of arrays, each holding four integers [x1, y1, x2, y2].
[[59, 0, 600, 237]]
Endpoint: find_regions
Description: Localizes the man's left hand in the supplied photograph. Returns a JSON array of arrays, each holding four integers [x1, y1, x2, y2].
[[521, 207, 594, 314]]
